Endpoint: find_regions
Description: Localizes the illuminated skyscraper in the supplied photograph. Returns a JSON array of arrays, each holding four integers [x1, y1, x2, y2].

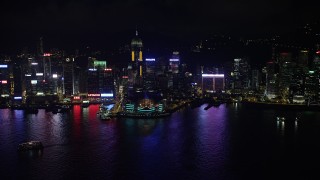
[[0, 63, 10, 105], [278, 52, 293, 99], [11, 61, 23, 104], [25, 57, 45, 96], [87, 59, 114, 102], [131, 30, 143, 63], [251, 69, 260, 91], [201, 73, 225, 94], [304, 70, 317, 104], [63, 57, 74, 97], [265, 61, 279, 99], [144, 58, 157, 91], [230, 58, 251, 94], [129, 29, 143, 88], [169, 51, 180, 74], [298, 50, 309, 68], [168, 52, 180, 89], [312, 51, 320, 104]]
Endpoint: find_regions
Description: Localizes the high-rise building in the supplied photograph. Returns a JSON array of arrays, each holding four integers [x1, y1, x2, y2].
[[168, 51, 181, 89], [230, 58, 251, 94], [11, 60, 23, 104], [87, 60, 114, 102], [265, 61, 279, 99], [278, 52, 293, 100], [169, 52, 180, 74], [25, 57, 46, 96], [312, 52, 320, 104], [0, 62, 10, 106], [251, 69, 260, 91], [304, 70, 318, 104], [297, 50, 309, 68], [144, 58, 157, 91], [63, 57, 74, 97], [201, 73, 225, 94], [129, 30, 143, 88]]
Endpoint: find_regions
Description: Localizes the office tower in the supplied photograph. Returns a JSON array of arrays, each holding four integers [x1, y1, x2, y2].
[[297, 50, 309, 68], [0, 63, 10, 106], [129, 29, 143, 88], [265, 61, 279, 100], [63, 57, 74, 97], [11, 60, 23, 104], [168, 52, 180, 89], [251, 69, 260, 91], [101, 68, 115, 103], [312, 52, 320, 104], [25, 57, 45, 96], [278, 52, 293, 100], [169, 51, 180, 74], [304, 70, 318, 104], [144, 58, 157, 91], [230, 58, 251, 94], [87, 60, 114, 102], [201, 73, 225, 94]]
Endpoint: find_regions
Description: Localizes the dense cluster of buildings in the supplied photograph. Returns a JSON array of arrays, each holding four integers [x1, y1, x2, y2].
[[0, 31, 197, 113], [224, 51, 320, 105], [1, 29, 320, 112]]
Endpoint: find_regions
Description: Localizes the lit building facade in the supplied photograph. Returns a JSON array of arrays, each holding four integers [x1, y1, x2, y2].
[[278, 52, 294, 100], [129, 30, 143, 88], [144, 58, 157, 91], [63, 57, 74, 97], [304, 70, 318, 104], [251, 69, 260, 91], [0, 63, 11, 106], [229, 58, 251, 94], [312, 52, 320, 104], [87, 60, 114, 103], [201, 74, 225, 94], [265, 61, 279, 99]]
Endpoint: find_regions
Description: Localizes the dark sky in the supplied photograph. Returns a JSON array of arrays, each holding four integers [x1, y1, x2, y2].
[[1, 0, 319, 53]]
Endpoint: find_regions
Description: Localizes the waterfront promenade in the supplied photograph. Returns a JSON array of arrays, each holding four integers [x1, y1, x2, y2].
[[241, 101, 320, 111]]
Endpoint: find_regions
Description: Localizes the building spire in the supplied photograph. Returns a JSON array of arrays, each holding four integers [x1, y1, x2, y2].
[[135, 26, 138, 36]]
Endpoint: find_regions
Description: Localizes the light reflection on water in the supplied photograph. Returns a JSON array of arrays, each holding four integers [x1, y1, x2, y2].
[[1, 104, 320, 179]]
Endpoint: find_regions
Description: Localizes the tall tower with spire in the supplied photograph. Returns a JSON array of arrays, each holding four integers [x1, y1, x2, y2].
[[129, 28, 144, 87]]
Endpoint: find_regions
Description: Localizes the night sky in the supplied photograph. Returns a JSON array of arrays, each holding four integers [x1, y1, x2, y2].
[[1, 0, 319, 53]]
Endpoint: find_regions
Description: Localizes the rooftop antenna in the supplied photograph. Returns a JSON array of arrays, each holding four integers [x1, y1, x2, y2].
[[135, 25, 138, 36]]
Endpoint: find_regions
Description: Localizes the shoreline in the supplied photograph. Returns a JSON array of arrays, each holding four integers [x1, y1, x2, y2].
[[241, 101, 320, 111], [113, 112, 171, 119]]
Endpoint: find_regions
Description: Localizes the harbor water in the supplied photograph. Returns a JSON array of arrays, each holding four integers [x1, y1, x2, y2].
[[1, 103, 320, 179]]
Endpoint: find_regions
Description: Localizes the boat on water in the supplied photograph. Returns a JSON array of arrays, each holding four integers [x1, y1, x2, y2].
[[100, 112, 111, 120], [18, 141, 43, 151], [99, 106, 111, 120], [81, 100, 90, 108]]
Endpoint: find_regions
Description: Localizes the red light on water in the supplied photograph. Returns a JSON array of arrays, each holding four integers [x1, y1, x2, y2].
[[43, 53, 51, 57]]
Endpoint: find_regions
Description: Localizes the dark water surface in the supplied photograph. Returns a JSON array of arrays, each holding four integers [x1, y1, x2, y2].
[[1, 104, 320, 179]]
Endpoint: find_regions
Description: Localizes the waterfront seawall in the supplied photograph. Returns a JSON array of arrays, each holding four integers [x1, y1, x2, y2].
[[241, 101, 320, 111]]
